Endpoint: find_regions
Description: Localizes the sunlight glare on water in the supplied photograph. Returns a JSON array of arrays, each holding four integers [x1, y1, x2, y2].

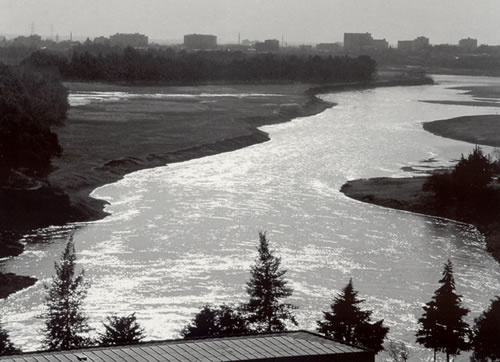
[[2, 75, 500, 361]]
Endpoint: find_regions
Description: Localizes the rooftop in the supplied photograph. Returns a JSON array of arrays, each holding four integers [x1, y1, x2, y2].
[[0, 331, 374, 362]]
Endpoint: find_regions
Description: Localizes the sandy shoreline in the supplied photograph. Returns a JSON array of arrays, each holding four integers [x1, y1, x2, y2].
[[0, 76, 432, 299]]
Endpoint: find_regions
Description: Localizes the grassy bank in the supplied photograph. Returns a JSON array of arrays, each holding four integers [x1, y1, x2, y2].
[[341, 177, 500, 264], [0, 76, 433, 299], [424, 115, 500, 147]]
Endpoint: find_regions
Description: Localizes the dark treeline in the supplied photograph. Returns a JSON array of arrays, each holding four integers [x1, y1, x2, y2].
[[0, 63, 67, 180], [22, 47, 377, 83]]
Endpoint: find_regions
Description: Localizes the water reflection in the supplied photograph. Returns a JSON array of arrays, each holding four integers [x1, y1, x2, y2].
[[1, 75, 500, 361]]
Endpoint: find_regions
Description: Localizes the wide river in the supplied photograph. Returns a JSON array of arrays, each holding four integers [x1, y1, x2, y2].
[[2, 75, 500, 361]]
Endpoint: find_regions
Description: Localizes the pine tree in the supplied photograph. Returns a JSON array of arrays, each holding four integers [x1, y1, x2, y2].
[[316, 279, 388, 353], [41, 238, 91, 350], [472, 296, 500, 361], [0, 323, 20, 356], [245, 231, 297, 332], [416, 259, 471, 362], [99, 313, 145, 346], [182, 304, 249, 338]]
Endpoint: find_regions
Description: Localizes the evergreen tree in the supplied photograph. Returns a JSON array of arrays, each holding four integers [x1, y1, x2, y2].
[[316, 279, 388, 353], [416, 259, 471, 362], [41, 238, 91, 350], [0, 323, 20, 356], [245, 231, 297, 332], [471, 296, 500, 361], [182, 304, 249, 338], [386, 341, 410, 362], [99, 313, 145, 346]]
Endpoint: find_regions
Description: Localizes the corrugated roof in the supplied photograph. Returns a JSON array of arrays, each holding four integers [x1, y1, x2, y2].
[[0, 330, 372, 362]]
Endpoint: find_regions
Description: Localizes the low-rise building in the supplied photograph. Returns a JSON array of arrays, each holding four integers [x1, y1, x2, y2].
[[109, 33, 148, 48], [0, 331, 375, 362], [344, 33, 389, 53], [255, 39, 280, 52], [459, 37, 478, 52], [316, 42, 342, 52], [398, 36, 429, 53], [184, 34, 217, 50]]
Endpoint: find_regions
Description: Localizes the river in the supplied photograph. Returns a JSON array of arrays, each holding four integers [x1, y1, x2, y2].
[[1, 75, 500, 361]]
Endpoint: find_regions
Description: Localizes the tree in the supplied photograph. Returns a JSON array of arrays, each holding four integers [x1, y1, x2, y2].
[[423, 146, 494, 204], [471, 297, 500, 361], [182, 304, 249, 338], [41, 238, 91, 350], [0, 323, 20, 356], [0, 64, 64, 180], [453, 146, 493, 193], [416, 259, 471, 362], [386, 341, 410, 362], [316, 279, 388, 353], [99, 313, 145, 346], [245, 231, 297, 332]]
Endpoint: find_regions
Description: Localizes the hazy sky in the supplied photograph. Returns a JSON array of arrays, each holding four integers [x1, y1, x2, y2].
[[1, 0, 499, 45]]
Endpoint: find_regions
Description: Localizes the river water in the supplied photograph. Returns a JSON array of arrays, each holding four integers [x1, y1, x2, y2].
[[1, 75, 500, 361]]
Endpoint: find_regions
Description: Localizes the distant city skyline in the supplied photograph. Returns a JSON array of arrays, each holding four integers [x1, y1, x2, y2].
[[1, 0, 500, 46]]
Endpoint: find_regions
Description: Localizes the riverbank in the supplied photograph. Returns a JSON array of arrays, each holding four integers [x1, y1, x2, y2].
[[341, 177, 500, 263], [424, 115, 500, 147], [0, 75, 433, 298]]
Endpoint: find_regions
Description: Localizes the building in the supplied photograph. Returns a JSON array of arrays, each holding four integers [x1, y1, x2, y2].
[[184, 34, 217, 50], [93, 36, 110, 45], [372, 38, 389, 50], [316, 42, 342, 52], [255, 39, 280, 52], [459, 37, 478, 51], [12, 34, 42, 48], [344, 33, 373, 53], [109, 33, 148, 48], [398, 36, 430, 53], [0, 331, 375, 362], [343, 33, 389, 53]]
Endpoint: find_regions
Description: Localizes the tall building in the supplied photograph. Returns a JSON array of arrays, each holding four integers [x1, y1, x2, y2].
[[255, 39, 280, 52], [109, 33, 148, 48], [459, 37, 478, 51], [184, 34, 217, 50]]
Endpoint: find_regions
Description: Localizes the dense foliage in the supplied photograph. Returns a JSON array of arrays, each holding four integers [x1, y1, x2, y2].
[[41, 239, 91, 350], [182, 304, 249, 338], [423, 146, 497, 209], [0, 63, 67, 179], [471, 297, 500, 361], [316, 279, 389, 353], [0, 323, 20, 356], [416, 260, 471, 362], [23, 47, 377, 83], [99, 313, 145, 346], [245, 231, 297, 332]]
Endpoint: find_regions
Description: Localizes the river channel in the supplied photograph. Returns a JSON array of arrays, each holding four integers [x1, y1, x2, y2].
[[2, 75, 500, 361]]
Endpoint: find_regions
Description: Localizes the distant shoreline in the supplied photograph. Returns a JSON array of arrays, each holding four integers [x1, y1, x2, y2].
[[0, 75, 433, 299]]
